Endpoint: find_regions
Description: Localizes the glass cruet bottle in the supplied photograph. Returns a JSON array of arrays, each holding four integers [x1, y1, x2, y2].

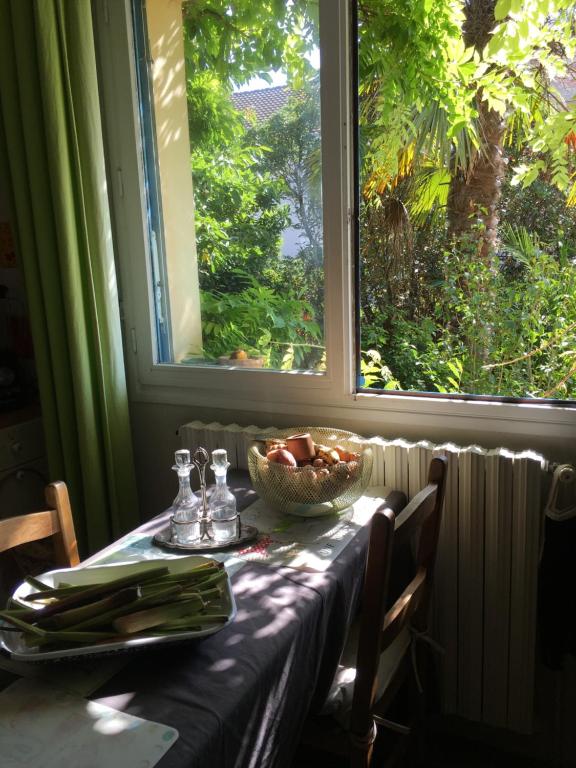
[[170, 449, 202, 543], [209, 449, 238, 542]]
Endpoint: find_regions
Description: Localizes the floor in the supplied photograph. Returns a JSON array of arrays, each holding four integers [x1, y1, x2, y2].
[[291, 729, 558, 768], [408, 730, 558, 768], [291, 660, 565, 767], [291, 712, 560, 768]]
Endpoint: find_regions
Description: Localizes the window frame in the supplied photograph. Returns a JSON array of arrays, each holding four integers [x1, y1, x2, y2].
[[92, 0, 576, 450], [95, 0, 355, 394]]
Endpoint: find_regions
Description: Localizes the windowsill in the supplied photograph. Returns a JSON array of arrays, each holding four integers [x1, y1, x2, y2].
[[127, 367, 576, 451]]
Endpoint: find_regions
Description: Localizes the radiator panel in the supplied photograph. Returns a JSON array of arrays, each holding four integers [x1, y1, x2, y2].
[[433, 445, 460, 714], [483, 450, 514, 728], [508, 452, 542, 733]]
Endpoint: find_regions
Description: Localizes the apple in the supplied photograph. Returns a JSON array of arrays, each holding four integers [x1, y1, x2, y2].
[[266, 447, 297, 467]]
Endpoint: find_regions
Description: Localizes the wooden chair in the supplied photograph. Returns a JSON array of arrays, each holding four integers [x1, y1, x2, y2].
[[300, 456, 447, 768], [0, 481, 79, 568]]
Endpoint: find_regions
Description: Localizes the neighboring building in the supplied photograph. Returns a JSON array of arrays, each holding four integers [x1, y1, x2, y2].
[[231, 85, 289, 124]]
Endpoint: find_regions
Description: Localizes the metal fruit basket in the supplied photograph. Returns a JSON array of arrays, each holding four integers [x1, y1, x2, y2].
[[248, 427, 373, 517]]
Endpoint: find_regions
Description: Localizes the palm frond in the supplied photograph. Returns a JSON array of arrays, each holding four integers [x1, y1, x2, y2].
[[500, 223, 542, 263], [413, 102, 479, 173], [406, 166, 451, 221]]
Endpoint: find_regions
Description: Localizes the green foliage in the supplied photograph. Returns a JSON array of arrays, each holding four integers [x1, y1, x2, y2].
[[250, 81, 323, 265], [360, 349, 401, 390], [499, 173, 576, 256], [259, 255, 324, 331], [357, 0, 576, 399], [359, 0, 575, 201], [186, 72, 245, 150], [184, 66, 289, 292], [182, 0, 318, 89], [362, 231, 576, 398], [358, 0, 476, 196], [180, 0, 576, 397], [199, 273, 323, 370], [192, 141, 289, 289], [181, 0, 325, 370]]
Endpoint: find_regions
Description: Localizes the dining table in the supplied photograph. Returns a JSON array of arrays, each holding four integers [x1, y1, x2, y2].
[[0, 472, 407, 768]]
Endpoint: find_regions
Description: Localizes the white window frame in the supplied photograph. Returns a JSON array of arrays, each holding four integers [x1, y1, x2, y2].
[[93, 0, 576, 452]]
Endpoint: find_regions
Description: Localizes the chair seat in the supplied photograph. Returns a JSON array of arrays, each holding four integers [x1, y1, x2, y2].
[[321, 619, 411, 727]]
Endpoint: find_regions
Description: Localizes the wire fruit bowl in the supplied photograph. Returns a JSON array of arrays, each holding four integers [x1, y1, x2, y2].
[[248, 427, 373, 517]]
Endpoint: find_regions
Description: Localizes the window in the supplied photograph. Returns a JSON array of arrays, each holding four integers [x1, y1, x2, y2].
[[94, 0, 576, 447], [356, 0, 576, 404], [132, 0, 326, 374]]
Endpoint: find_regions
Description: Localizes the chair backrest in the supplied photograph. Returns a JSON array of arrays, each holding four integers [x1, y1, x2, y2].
[[0, 481, 79, 568], [349, 456, 448, 759]]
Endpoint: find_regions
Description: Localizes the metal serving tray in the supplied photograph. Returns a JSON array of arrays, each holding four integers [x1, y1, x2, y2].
[[0, 555, 236, 662], [152, 523, 258, 552]]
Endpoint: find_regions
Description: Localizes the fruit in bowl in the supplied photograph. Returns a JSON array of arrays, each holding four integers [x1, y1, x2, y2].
[[266, 447, 298, 467], [248, 427, 373, 517]]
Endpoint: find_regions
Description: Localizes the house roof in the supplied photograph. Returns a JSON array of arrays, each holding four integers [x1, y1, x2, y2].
[[231, 85, 289, 123]]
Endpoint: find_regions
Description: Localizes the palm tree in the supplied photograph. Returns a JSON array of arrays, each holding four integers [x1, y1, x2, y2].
[[447, 1, 505, 258], [358, 0, 573, 261]]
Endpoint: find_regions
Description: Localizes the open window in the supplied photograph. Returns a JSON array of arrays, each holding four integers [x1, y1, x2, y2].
[[355, 0, 576, 405], [132, 0, 327, 374], [94, 0, 576, 449]]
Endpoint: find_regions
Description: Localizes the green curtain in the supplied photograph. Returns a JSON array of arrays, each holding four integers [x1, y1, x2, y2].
[[0, 0, 139, 555]]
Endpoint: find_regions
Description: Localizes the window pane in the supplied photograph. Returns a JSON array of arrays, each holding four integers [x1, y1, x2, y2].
[[357, 1, 576, 401], [135, 0, 325, 373]]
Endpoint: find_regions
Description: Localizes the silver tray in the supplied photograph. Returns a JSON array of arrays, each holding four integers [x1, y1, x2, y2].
[[152, 523, 258, 552], [0, 556, 236, 662]]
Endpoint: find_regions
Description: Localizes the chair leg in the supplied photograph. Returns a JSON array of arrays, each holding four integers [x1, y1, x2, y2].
[[409, 645, 441, 766], [350, 722, 377, 768]]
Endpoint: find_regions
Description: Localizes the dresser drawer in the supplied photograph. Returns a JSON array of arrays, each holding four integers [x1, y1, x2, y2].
[[0, 418, 45, 471]]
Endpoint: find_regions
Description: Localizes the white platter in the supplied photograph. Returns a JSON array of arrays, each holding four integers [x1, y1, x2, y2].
[[0, 555, 236, 662]]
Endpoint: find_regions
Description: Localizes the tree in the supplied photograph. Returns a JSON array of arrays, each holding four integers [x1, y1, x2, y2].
[[446, 0, 505, 257], [181, 1, 325, 367], [357, 0, 576, 397], [250, 81, 323, 266], [358, 0, 576, 257], [182, 0, 318, 90], [179, 0, 576, 394], [186, 72, 289, 294]]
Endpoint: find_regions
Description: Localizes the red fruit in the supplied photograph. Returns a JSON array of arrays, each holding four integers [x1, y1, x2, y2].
[[267, 448, 297, 467]]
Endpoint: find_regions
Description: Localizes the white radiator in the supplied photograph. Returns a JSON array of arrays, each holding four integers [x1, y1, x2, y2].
[[179, 421, 545, 734]]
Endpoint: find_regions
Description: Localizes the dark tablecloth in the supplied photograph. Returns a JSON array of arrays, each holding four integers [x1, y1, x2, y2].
[[52, 474, 408, 768]]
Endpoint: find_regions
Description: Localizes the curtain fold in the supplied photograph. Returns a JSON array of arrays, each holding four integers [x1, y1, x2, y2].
[[0, 0, 139, 554]]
